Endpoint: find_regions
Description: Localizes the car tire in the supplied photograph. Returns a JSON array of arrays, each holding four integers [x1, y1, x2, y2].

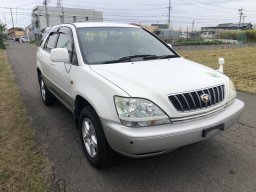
[[79, 106, 114, 168], [39, 75, 55, 106]]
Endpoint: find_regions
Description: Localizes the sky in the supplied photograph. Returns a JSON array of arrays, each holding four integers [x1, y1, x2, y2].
[[0, 0, 256, 31]]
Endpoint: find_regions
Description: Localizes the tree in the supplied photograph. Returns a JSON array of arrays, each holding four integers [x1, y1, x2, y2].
[[0, 23, 7, 49]]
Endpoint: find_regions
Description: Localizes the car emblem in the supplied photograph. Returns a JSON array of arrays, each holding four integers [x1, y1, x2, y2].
[[201, 94, 210, 103]]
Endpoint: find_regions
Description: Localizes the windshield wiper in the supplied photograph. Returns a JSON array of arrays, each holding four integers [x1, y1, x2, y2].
[[158, 55, 179, 59], [102, 54, 158, 64], [101, 54, 179, 64]]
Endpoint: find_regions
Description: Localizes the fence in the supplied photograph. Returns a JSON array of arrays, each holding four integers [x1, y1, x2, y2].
[[162, 30, 256, 46]]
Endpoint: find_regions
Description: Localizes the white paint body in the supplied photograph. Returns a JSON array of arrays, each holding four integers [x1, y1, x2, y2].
[[37, 23, 244, 157]]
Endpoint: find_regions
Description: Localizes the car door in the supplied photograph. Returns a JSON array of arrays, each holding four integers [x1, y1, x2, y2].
[[38, 29, 59, 88], [51, 26, 78, 110]]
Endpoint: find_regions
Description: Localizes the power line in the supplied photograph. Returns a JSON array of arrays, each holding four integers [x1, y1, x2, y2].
[[0, 10, 241, 22], [16, 1, 41, 8], [0, 6, 34, 10], [61, 3, 166, 10], [176, 0, 255, 13], [61, 0, 170, 6]]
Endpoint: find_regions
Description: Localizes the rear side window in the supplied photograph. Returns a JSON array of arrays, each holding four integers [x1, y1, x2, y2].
[[44, 33, 59, 52]]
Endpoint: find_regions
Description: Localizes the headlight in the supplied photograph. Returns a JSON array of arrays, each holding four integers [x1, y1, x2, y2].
[[229, 79, 236, 99], [114, 96, 171, 127]]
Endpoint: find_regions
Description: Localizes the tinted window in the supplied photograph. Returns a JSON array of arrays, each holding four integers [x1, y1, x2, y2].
[[56, 27, 77, 64], [44, 33, 58, 52]]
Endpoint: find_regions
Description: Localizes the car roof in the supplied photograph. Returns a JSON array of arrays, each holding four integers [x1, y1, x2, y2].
[[47, 22, 141, 34], [73, 22, 140, 28]]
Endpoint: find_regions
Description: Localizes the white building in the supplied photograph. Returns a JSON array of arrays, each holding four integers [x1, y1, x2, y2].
[[30, 6, 103, 40]]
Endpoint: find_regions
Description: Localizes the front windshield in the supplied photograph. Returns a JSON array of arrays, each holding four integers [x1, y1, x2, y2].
[[78, 27, 178, 64]]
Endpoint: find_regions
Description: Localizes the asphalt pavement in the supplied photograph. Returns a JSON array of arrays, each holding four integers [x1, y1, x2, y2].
[[6, 41, 256, 192]]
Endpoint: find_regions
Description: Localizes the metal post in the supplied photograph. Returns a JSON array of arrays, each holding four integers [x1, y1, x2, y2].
[[10, 8, 14, 28], [44, 0, 49, 27], [168, 0, 171, 28], [238, 8, 244, 29]]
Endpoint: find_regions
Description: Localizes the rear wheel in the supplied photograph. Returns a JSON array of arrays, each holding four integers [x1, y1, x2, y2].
[[79, 106, 113, 168], [39, 75, 55, 106]]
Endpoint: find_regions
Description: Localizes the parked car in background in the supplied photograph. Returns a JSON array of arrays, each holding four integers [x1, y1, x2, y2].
[[37, 22, 244, 168], [200, 32, 214, 39], [14, 37, 20, 42], [19, 36, 30, 43]]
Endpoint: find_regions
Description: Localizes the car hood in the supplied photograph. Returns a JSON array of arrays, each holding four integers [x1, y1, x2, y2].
[[90, 57, 227, 97]]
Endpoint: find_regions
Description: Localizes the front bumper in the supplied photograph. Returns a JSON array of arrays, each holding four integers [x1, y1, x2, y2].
[[102, 99, 244, 157]]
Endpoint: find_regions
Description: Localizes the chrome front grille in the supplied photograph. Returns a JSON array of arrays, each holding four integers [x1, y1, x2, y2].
[[169, 85, 225, 112]]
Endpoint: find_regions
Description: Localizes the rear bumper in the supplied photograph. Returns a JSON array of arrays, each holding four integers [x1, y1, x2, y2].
[[102, 99, 244, 157]]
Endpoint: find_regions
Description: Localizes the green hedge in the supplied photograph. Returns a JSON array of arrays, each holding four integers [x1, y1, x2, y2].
[[246, 30, 256, 42], [0, 23, 7, 49], [217, 30, 256, 43]]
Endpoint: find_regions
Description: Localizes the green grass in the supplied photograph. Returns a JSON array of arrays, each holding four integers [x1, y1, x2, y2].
[[0, 50, 49, 191], [179, 47, 256, 94]]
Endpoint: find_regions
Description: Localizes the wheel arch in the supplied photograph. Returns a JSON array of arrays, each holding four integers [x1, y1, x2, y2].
[[37, 68, 42, 82], [74, 95, 100, 128]]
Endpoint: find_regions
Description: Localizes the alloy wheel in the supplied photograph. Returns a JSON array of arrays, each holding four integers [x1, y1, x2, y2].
[[40, 80, 46, 101], [82, 118, 98, 157]]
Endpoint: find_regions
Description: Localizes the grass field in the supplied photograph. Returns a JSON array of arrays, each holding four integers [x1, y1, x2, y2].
[[179, 47, 256, 94], [0, 50, 49, 191]]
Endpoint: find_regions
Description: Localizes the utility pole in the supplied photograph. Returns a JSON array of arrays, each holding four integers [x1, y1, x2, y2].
[[61, 6, 64, 24], [3, 15, 7, 26], [43, 0, 49, 27], [16, 8, 17, 24], [238, 8, 244, 29], [168, 0, 172, 28], [186, 26, 189, 43], [10, 8, 14, 28], [242, 15, 247, 28], [57, 0, 61, 7], [192, 20, 195, 32]]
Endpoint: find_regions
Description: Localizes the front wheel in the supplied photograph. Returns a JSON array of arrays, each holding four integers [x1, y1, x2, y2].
[[39, 75, 55, 106], [79, 106, 114, 168]]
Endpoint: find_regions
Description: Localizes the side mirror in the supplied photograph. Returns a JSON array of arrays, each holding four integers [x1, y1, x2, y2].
[[167, 43, 172, 48], [217, 57, 225, 73], [50, 48, 69, 63]]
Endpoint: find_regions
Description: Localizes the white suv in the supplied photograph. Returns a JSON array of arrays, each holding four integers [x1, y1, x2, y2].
[[37, 22, 244, 168]]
